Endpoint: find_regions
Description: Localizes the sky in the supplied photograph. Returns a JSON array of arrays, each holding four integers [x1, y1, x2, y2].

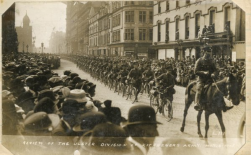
[[15, 2, 66, 48]]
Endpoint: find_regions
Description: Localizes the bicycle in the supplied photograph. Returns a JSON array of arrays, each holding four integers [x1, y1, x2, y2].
[[125, 79, 137, 103], [149, 87, 173, 122]]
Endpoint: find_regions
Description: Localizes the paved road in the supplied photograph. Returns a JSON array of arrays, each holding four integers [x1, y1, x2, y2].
[[53, 59, 245, 155]]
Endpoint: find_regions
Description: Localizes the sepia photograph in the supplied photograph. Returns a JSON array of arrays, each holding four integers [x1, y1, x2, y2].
[[0, 0, 248, 154]]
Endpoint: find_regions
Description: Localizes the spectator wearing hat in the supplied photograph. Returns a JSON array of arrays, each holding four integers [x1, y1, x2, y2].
[[48, 76, 63, 88], [123, 105, 161, 154], [33, 97, 59, 114], [23, 112, 70, 136], [59, 99, 82, 132], [16, 91, 36, 114], [72, 112, 107, 136], [85, 101, 98, 113], [66, 89, 91, 104], [78, 122, 133, 155], [100, 100, 124, 125], [93, 100, 104, 111], [2, 98, 19, 135]]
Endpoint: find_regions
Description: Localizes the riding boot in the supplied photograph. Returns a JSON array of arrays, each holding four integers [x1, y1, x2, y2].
[[194, 92, 202, 111]]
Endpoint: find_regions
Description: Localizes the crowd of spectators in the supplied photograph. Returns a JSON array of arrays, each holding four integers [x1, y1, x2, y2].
[[2, 52, 167, 155]]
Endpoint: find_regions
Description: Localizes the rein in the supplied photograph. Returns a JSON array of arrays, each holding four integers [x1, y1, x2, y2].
[[212, 78, 225, 96]]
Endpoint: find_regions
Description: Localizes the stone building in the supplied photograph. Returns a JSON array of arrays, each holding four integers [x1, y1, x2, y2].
[[88, 1, 154, 58], [152, 0, 245, 61], [16, 12, 33, 53], [2, 3, 18, 54]]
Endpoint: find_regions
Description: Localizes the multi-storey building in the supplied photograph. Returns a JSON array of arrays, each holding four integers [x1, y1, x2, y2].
[[89, 6, 100, 55], [152, 0, 245, 61], [87, 1, 154, 58], [97, 2, 110, 56], [2, 3, 18, 54], [108, 1, 154, 58]]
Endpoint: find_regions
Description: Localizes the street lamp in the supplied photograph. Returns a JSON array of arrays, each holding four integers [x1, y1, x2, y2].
[[135, 44, 138, 59], [26, 45, 29, 53]]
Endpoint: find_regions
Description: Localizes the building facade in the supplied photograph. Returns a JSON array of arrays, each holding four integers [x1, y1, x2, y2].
[[2, 3, 18, 54], [49, 31, 66, 54], [152, 0, 245, 61], [87, 1, 154, 58], [16, 12, 33, 53]]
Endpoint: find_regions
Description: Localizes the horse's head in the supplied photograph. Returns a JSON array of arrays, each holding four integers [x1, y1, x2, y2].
[[226, 73, 240, 105]]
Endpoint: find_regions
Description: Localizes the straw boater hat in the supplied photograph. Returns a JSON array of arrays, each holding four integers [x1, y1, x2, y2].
[[66, 89, 90, 103]]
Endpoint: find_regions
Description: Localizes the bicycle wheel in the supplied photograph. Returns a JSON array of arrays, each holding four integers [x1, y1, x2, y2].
[[163, 99, 173, 122], [126, 85, 131, 100], [150, 95, 158, 114]]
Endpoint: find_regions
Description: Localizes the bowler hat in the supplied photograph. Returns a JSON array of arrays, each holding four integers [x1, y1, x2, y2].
[[123, 105, 161, 126], [24, 112, 61, 134], [79, 122, 131, 155], [38, 90, 58, 101], [73, 112, 107, 132], [34, 97, 58, 114]]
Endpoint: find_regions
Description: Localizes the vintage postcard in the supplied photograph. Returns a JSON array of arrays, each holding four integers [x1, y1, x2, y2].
[[0, 0, 250, 154]]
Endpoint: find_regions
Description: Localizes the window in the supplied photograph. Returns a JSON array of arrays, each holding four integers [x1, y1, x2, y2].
[[158, 2, 161, 13], [112, 14, 121, 27], [175, 18, 179, 40], [139, 1, 146, 5], [165, 21, 169, 42], [125, 11, 134, 23], [185, 16, 189, 39], [158, 22, 161, 41], [166, 1, 169, 11], [139, 29, 146, 40], [225, 6, 230, 23], [149, 29, 153, 40], [176, 1, 179, 8], [125, 29, 134, 40], [149, 11, 153, 23], [113, 30, 120, 42], [195, 14, 200, 38], [210, 10, 215, 25], [139, 11, 146, 23]]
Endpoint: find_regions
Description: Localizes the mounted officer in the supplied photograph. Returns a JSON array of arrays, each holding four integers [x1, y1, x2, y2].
[[194, 46, 233, 111]]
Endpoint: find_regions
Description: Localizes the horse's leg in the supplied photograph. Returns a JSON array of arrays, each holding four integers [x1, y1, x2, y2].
[[204, 111, 210, 138], [215, 110, 226, 138], [197, 110, 203, 137], [180, 95, 192, 132]]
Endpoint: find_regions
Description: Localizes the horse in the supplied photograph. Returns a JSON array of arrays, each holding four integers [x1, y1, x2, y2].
[[180, 73, 240, 138]]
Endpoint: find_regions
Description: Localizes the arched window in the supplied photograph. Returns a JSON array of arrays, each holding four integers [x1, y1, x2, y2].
[[185, 15, 190, 39], [157, 20, 162, 42], [174, 16, 180, 40], [194, 10, 201, 38]]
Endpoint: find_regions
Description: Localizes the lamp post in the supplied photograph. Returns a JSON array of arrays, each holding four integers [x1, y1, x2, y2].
[[23, 42, 24, 53], [135, 44, 138, 59], [41, 42, 44, 53], [26, 45, 29, 53]]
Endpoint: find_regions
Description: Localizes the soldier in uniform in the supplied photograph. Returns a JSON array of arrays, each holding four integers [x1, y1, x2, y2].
[[155, 64, 176, 115], [128, 61, 142, 102], [194, 46, 233, 111]]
